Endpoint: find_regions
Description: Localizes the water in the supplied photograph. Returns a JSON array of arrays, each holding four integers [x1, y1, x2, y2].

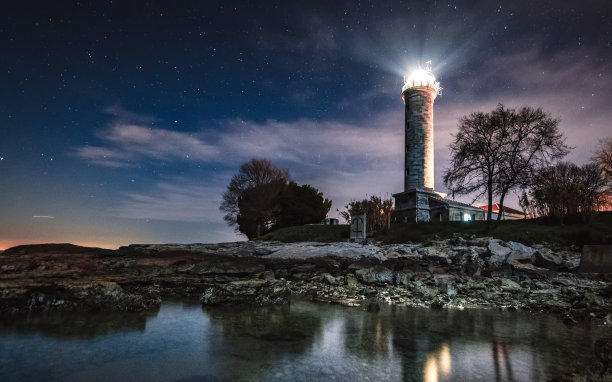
[[0, 300, 606, 382]]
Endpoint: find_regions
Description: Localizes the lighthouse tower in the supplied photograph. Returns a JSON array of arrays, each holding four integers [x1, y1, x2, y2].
[[393, 63, 443, 222]]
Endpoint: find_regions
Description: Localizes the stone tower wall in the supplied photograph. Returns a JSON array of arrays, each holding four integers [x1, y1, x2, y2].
[[403, 87, 437, 191]]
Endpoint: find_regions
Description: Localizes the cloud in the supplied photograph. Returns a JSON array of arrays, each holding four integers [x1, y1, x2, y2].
[[76, 123, 221, 167], [107, 181, 227, 223], [104, 105, 158, 124], [32, 215, 54, 219]]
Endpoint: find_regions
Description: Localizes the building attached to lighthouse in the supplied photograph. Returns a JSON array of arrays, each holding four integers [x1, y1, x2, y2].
[[393, 64, 484, 222]]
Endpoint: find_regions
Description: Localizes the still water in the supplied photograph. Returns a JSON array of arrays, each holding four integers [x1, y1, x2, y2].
[[0, 299, 606, 382]]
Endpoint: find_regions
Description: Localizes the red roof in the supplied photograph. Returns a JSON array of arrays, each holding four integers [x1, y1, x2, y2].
[[478, 203, 524, 215]]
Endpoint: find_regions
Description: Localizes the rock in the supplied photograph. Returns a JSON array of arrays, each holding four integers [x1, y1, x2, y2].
[[261, 270, 276, 281], [355, 266, 393, 284], [499, 278, 522, 291], [345, 274, 359, 287], [578, 291, 605, 308], [419, 247, 450, 265], [200, 280, 290, 306], [543, 299, 572, 309], [487, 240, 511, 267], [322, 273, 338, 285], [510, 261, 555, 279], [481, 291, 498, 300], [394, 270, 414, 285], [464, 249, 485, 277], [506, 241, 536, 253], [506, 242, 536, 264], [254, 248, 273, 256], [412, 282, 439, 298], [534, 248, 565, 271]]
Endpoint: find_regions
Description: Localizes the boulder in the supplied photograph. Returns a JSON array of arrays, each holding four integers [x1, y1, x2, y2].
[[487, 240, 511, 267], [534, 248, 565, 271], [505, 241, 536, 253], [200, 280, 290, 306], [505, 242, 536, 264]]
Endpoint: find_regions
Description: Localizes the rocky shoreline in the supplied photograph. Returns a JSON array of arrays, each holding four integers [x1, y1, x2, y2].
[[1, 237, 610, 323]]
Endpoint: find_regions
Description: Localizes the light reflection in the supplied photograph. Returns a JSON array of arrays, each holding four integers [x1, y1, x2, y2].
[[425, 355, 439, 382], [439, 344, 451, 375], [424, 343, 452, 382]]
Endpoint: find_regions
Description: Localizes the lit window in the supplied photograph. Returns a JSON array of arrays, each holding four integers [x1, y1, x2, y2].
[[463, 213, 472, 222]]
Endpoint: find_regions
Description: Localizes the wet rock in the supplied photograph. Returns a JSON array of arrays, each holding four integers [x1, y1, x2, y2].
[[412, 282, 439, 298], [322, 273, 338, 285], [578, 291, 605, 308], [393, 270, 414, 285], [345, 274, 359, 287], [355, 266, 393, 284], [254, 247, 273, 256], [261, 270, 275, 281], [200, 280, 289, 306], [499, 278, 522, 291]]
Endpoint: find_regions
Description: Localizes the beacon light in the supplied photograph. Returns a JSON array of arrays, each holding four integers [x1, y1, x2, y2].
[[402, 62, 442, 94]]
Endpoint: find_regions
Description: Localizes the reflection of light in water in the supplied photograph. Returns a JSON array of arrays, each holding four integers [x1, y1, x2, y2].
[[314, 318, 346, 356], [376, 320, 382, 348], [425, 355, 438, 382], [439, 344, 451, 375], [424, 343, 452, 382]]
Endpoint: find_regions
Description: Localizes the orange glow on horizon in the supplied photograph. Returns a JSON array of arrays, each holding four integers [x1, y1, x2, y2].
[[0, 238, 121, 251]]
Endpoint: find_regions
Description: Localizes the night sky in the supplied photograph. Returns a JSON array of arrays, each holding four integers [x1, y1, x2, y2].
[[1, 1, 610, 249]]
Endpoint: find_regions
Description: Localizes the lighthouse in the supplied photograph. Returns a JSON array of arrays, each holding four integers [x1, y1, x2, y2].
[[393, 63, 443, 222], [393, 63, 485, 223], [401, 64, 441, 191]]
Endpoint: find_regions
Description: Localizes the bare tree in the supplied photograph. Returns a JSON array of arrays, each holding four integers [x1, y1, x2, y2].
[[220, 158, 289, 238], [526, 162, 609, 223], [493, 105, 569, 220], [443, 109, 507, 222], [443, 104, 569, 222], [593, 137, 612, 179], [341, 196, 393, 233]]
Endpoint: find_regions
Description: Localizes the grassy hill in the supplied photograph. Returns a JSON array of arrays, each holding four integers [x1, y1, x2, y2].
[[259, 212, 612, 247]]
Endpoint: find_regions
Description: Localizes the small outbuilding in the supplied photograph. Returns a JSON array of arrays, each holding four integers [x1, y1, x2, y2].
[[478, 204, 526, 220]]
